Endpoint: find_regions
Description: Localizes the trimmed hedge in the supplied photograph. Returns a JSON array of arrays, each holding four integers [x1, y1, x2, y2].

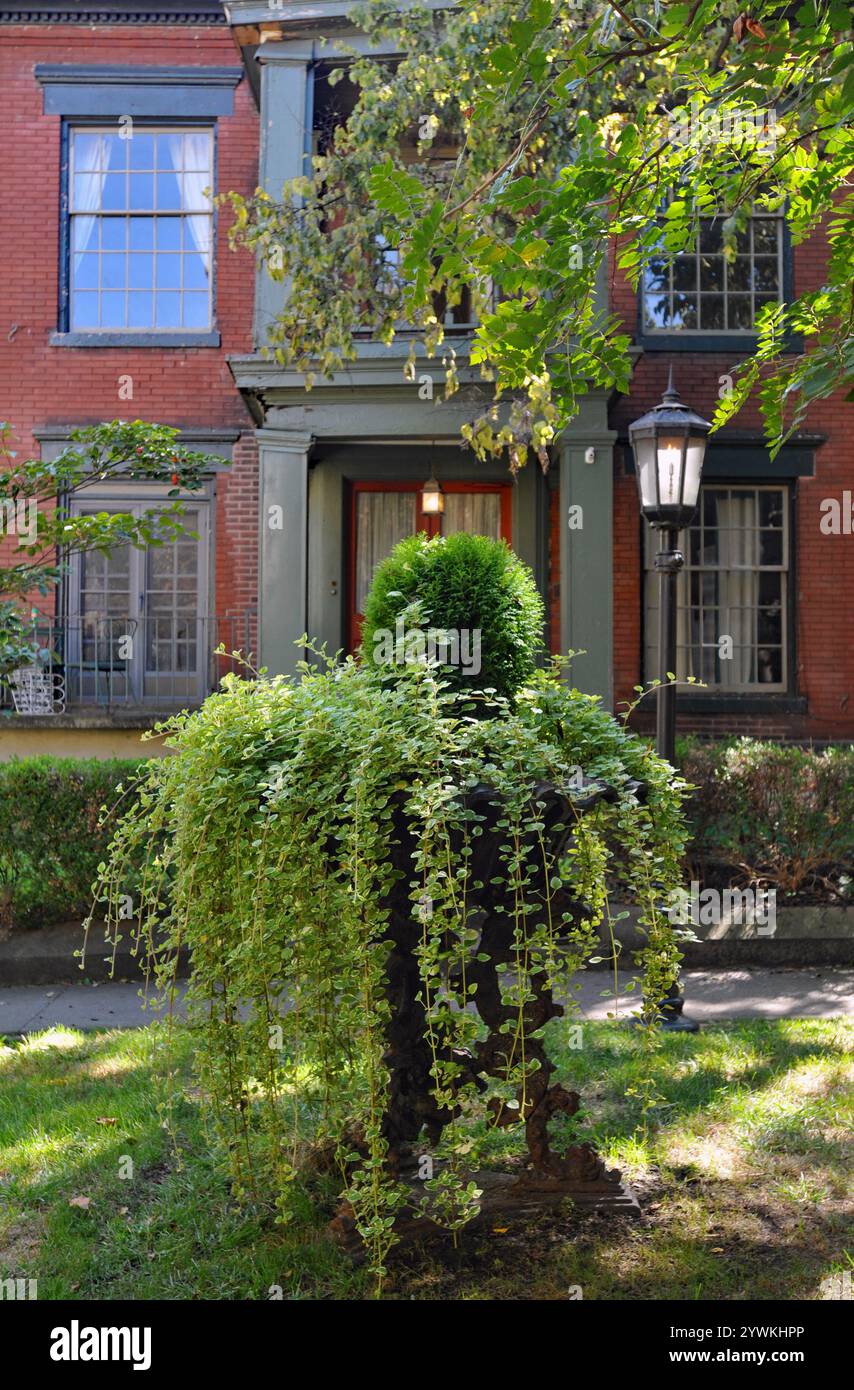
[[360, 532, 544, 700], [679, 738, 854, 902], [3, 739, 854, 929], [0, 757, 144, 930]]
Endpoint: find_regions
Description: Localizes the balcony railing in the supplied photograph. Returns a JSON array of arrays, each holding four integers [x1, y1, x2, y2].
[[1, 611, 256, 715]]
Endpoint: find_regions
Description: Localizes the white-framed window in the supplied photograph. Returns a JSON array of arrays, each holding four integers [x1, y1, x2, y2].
[[644, 484, 789, 691], [68, 126, 214, 333], [643, 214, 784, 334]]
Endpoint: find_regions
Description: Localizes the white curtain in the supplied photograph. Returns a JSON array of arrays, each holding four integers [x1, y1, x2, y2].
[[168, 132, 212, 262], [443, 492, 502, 539], [71, 133, 107, 274], [355, 492, 417, 611], [715, 492, 759, 686]]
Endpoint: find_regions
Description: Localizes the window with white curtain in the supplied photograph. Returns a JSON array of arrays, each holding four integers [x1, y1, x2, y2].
[[69, 127, 213, 332], [644, 485, 789, 691]]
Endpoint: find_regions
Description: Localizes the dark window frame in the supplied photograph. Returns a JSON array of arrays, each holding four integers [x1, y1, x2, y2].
[[637, 214, 800, 354], [54, 116, 220, 348]]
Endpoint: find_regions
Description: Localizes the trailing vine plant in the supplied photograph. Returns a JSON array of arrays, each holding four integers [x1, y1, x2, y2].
[[88, 535, 689, 1282]]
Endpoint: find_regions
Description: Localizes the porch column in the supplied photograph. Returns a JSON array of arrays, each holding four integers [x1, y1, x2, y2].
[[558, 434, 615, 708], [257, 429, 313, 676], [254, 44, 314, 348]]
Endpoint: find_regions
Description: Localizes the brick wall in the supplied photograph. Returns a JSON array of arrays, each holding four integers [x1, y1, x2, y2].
[[0, 19, 259, 629], [608, 216, 854, 742]]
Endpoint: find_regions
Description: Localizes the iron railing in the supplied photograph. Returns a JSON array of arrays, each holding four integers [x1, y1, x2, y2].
[[2, 610, 256, 714]]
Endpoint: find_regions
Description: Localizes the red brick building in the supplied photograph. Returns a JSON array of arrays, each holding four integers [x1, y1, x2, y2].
[[0, 0, 259, 756], [1, 0, 851, 756], [608, 210, 854, 743]]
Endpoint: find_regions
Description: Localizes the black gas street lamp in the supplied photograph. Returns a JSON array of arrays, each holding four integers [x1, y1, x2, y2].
[[629, 368, 711, 1034], [629, 367, 712, 763]]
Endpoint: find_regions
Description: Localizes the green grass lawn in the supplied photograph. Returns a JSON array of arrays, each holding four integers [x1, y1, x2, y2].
[[1, 1019, 851, 1301]]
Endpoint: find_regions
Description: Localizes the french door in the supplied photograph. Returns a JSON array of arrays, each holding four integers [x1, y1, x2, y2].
[[348, 481, 512, 651], [68, 501, 209, 704]]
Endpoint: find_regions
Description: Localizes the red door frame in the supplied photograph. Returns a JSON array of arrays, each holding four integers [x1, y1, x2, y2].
[[348, 480, 513, 652]]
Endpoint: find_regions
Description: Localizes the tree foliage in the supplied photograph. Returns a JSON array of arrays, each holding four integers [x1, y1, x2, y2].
[[229, 0, 853, 467]]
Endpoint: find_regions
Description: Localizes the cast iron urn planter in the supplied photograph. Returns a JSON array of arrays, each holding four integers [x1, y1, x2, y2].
[[331, 774, 645, 1246]]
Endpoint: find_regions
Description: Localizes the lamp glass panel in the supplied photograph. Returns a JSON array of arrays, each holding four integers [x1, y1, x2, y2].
[[634, 437, 658, 510], [421, 486, 444, 514], [682, 438, 706, 512]]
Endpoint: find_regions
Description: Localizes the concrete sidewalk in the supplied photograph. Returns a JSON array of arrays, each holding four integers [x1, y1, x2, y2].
[[0, 968, 851, 1037]]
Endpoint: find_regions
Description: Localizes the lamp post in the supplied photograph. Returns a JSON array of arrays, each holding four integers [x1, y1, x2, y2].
[[629, 368, 711, 1032]]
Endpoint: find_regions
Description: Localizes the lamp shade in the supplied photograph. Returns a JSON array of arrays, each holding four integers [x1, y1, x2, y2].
[[629, 369, 711, 529]]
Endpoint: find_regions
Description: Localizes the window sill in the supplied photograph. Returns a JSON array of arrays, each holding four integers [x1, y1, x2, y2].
[[50, 330, 221, 349], [637, 330, 802, 354], [1, 707, 201, 730], [674, 694, 807, 716]]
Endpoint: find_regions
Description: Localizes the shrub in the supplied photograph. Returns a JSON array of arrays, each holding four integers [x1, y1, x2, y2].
[[678, 737, 854, 900], [0, 756, 143, 929], [359, 531, 544, 700], [92, 660, 688, 1273]]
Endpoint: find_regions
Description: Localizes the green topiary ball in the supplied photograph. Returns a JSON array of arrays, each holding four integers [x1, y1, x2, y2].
[[359, 531, 544, 701]]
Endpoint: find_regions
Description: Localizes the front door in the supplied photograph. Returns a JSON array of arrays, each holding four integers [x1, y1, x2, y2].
[[348, 481, 512, 652]]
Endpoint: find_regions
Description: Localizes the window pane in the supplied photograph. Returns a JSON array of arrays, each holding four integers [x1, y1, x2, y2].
[[700, 295, 724, 329], [752, 219, 778, 252], [673, 258, 697, 292], [73, 131, 106, 171], [102, 219, 126, 251], [155, 292, 181, 328], [101, 292, 125, 327], [101, 173, 125, 211], [73, 218, 99, 253], [129, 217, 154, 250], [644, 294, 669, 329], [183, 251, 209, 290], [183, 293, 209, 329], [104, 135, 128, 172], [699, 221, 723, 253], [727, 295, 752, 329], [128, 253, 153, 290], [128, 133, 155, 169], [71, 292, 98, 328], [156, 171, 182, 210], [157, 255, 181, 289], [156, 219, 181, 252], [699, 256, 723, 290], [753, 257, 779, 291], [129, 172, 154, 210], [127, 292, 153, 328], [643, 260, 669, 293], [74, 254, 98, 289], [728, 258, 751, 291], [102, 255, 125, 290]]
